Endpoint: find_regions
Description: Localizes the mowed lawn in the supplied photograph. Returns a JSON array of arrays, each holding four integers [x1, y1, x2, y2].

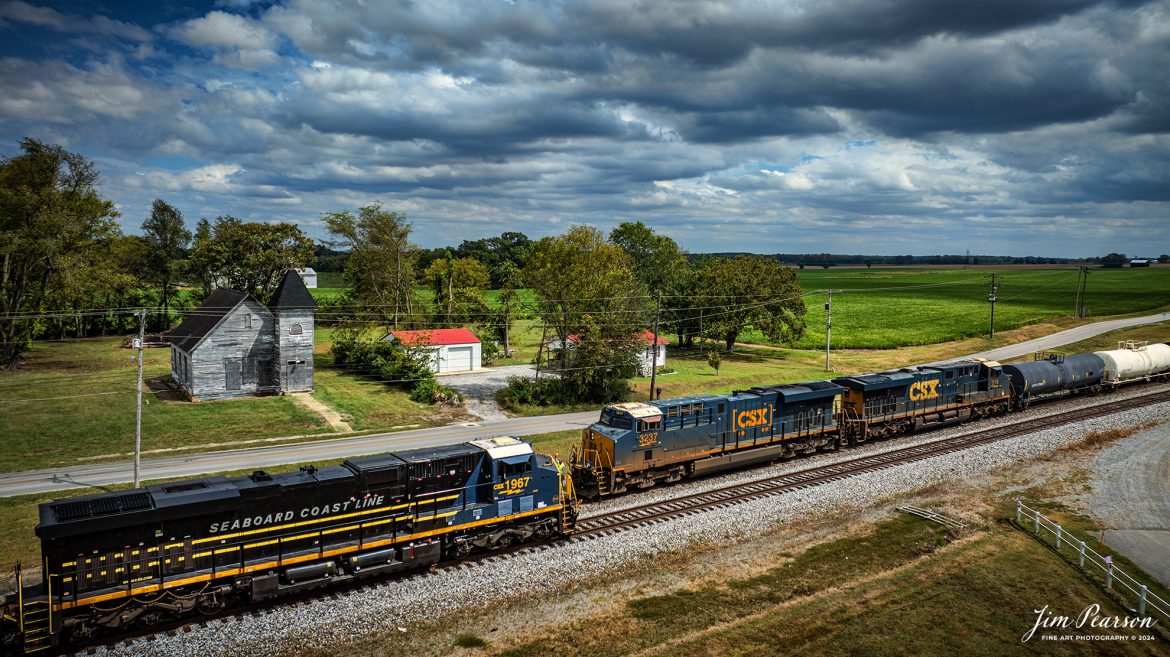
[[0, 332, 466, 474], [736, 267, 1170, 349], [0, 338, 330, 473]]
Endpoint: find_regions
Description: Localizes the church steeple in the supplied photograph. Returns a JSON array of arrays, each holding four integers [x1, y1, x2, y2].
[[269, 269, 316, 394]]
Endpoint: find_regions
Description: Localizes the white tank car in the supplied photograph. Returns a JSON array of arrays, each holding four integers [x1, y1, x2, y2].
[[1093, 342, 1170, 383]]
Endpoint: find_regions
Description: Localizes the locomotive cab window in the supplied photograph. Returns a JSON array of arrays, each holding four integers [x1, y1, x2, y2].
[[499, 460, 531, 478]]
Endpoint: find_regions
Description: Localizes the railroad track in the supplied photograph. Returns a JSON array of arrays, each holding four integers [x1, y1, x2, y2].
[[74, 386, 1170, 654], [572, 387, 1170, 538]]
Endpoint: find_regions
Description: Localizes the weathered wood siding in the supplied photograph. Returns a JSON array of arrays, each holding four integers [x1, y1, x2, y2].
[[274, 309, 314, 393], [186, 298, 278, 401]]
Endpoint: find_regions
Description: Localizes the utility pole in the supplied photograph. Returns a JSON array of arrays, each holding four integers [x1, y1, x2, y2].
[[503, 309, 510, 357], [133, 308, 146, 488], [1074, 267, 1084, 318], [1077, 266, 1090, 318], [824, 290, 832, 371], [649, 290, 661, 401], [986, 274, 1000, 338]]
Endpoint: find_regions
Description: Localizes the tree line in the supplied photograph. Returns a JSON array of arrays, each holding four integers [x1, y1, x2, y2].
[[323, 205, 808, 406], [2, 139, 808, 409], [0, 140, 314, 368]]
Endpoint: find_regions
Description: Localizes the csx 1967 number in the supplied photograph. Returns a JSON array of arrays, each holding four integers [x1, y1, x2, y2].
[[494, 477, 530, 494]]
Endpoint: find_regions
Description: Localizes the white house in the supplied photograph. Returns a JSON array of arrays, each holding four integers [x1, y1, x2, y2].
[[547, 330, 667, 376], [383, 327, 482, 374], [294, 267, 318, 288]]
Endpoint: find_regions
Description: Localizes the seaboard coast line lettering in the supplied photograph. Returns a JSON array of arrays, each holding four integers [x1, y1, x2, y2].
[[208, 494, 386, 533]]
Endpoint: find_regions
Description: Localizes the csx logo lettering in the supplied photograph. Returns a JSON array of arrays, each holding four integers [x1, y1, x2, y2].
[[736, 407, 771, 429], [909, 380, 940, 401]]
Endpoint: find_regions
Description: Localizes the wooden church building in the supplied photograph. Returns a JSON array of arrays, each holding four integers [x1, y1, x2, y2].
[[168, 270, 317, 401]]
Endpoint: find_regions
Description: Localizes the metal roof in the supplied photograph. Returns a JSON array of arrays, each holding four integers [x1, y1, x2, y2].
[[267, 269, 318, 310], [470, 436, 533, 460], [388, 327, 480, 346], [167, 288, 249, 353]]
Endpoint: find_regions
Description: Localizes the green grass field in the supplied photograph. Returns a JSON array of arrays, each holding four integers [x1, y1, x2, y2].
[[0, 332, 467, 473], [0, 339, 330, 472], [732, 267, 1170, 349]]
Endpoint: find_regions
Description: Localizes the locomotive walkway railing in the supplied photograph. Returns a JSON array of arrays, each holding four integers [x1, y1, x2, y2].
[[1014, 499, 1170, 624]]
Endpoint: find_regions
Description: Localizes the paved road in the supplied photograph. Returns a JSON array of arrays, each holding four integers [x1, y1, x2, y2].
[[3, 311, 1168, 499], [0, 411, 597, 498], [926, 311, 1170, 365]]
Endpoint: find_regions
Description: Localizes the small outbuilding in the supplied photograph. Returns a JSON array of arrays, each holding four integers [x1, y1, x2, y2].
[[384, 328, 482, 374], [294, 267, 318, 288], [547, 330, 667, 376], [1130, 259, 1151, 268]]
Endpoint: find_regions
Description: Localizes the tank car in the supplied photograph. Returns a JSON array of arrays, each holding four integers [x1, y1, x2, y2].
[[1001, 353, 1104, 409], [571, 381, 843, 499], [2, 437, 576, 653], [833, 359, 1011, 442], [1093, 342, 1170, 385]]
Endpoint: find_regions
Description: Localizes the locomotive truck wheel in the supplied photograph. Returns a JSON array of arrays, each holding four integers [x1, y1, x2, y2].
[[135, 611, 165, 629], [198, 596, 226, 615]]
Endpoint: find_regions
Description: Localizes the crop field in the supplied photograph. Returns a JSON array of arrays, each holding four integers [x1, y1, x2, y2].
[[735, 267, 1170, 349]]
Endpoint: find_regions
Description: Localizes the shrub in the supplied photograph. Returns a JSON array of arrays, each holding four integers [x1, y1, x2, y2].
[[330, 331, 443, 402], [410, 380, 461, 405], [499, 376, 563, 407]]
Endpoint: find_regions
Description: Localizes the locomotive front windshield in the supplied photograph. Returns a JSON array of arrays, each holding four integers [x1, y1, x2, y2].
[[599, 408, 633, 429]]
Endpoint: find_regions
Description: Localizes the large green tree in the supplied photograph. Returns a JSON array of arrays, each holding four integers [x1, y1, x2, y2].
[[697, 255, 807, 352], [455, 231, 533, 287], [608, 221, 687, 294], [524, 225, 651, 402], [187, 216, 313, 299], [424, 252, 492, 326], [0, 139, 119, 368], [141, 198, 191, 330], [323, 203, 420, 328]]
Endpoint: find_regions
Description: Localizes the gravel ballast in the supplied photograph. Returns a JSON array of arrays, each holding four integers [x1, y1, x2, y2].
[[91, 389, 1170, 657]]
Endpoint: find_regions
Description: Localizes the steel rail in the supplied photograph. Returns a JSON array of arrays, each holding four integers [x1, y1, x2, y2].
[[573, 388, 1170, 538]]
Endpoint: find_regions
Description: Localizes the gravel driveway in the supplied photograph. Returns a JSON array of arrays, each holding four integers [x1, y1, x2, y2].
[[439, 364, 536, 422]]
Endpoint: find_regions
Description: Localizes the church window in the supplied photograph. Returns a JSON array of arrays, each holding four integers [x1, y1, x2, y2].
[[290, 324, 303, 335]]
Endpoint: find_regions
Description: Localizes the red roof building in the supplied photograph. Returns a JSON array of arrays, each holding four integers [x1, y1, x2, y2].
[[389, 328, 481, 347], [383, 328, 482, 373], [547, 330, 667, 376]]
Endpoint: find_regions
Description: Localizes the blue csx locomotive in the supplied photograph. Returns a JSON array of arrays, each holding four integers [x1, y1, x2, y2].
[[570, 343, 1170, 498], [2, 437, 577, 653]]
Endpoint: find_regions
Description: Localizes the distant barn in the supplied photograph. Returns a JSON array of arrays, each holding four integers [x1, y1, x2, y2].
[[294, 267, 318, 288], [1130, 259, 1151, 268], [168, 270, 317, 401]]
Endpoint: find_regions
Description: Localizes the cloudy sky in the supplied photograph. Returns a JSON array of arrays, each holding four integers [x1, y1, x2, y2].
[[1, 0, 1167, 257]]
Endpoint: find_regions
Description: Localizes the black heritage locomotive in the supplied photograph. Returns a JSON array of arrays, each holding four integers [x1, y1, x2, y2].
[[2, 437, 577, 653]]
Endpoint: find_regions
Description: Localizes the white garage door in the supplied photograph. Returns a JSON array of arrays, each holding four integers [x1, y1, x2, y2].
[[446, 346, 473, 372]]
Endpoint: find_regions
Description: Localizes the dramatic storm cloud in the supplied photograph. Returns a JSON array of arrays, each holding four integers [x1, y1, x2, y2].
[[1, 0, 1167, 256]]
